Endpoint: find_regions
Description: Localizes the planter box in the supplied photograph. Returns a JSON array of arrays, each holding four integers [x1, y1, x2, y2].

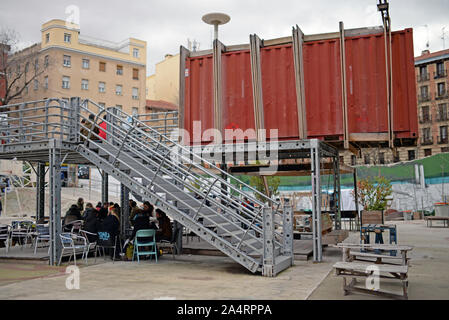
[[361, 210, 383, 224]]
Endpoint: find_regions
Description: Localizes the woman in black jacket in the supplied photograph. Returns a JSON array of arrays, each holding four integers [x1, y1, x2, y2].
[[82, 203, 99, 242]]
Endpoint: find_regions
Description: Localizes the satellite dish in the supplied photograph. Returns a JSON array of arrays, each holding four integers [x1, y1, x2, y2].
[[202, 12, 231, 40]]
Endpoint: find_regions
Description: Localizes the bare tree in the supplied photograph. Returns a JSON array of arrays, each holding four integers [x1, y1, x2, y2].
[[0, 28, 50, 106]]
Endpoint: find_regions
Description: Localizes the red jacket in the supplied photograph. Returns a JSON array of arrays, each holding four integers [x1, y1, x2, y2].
[[99, 121, 107, 140]]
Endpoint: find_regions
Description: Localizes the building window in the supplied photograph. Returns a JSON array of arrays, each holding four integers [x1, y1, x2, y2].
[[419, 65, 428, 81], [437, 82, 446, 98], [420, 105, 430, 123], [64, 33, 71, 43], [25, 62, 29, 73], [408, 150, 415, 161], [133, 48, 139, 58], [45, 33, 50, 43], [379, 152, 385, 165], [132, 87, 138, 100], [34, 58, 39, 71], [424, 149, 432, 157], [82, 59, 90, 69], [81, 79, 89, 90], [132, 68, 139, 80], [116, 85, 122, 95], [115, 105, 122, 112], [98, 82, 105, 93], [442, 147, 449, 153], [364, 154, 370, 165], [24, 85, 28, 94], [44, 55, 49, 68], [99, 62, 106, 72], [132, 107, 138, 116], [62, 76, 70, 89], [63, 55, 71, 67], [33, 79, 38, 90], [419, 85, 429, 102], [116, 65, 123, 75], [98, 102, 106, 108], [436, 62, 445, 78], [44, 76, 48, 89], [437, 103, 448, 121], [440, 126, 448, 144]]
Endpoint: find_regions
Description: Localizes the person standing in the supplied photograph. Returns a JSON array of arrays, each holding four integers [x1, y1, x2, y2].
[[76, 197, 84, 212], [0, 195, 3, 217]]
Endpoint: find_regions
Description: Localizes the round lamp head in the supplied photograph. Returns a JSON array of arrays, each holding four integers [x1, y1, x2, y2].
[[202, 12, 231, 26]]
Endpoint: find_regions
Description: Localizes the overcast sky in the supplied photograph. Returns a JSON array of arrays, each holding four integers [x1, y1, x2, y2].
[[1, 0, 448, 75]]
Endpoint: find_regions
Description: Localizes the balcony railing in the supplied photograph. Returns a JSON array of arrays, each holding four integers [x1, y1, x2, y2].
[[436, 112, 449, 122], [421, 136, 434, 146], [419, 114, 432, 124], [435, 91, 449, 101], [417, 73, 430, 82], [418, 94, 431, 103], [438, 135, 449, 144], [434, 69, 448, 79]]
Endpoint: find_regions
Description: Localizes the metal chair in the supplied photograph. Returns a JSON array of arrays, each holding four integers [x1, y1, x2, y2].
[[157, 227, 180, 259], [0, 224, 10, 253], [58, 232, 89, 266], [133, 229, 157, 263], [33, 224, 50, 254], [63, 220, 83, 234], [10, 220, 34, 249], [95, 231, 118, 263], [80, 230, 97, 260]]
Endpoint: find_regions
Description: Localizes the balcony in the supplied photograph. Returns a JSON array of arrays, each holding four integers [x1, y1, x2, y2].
[[435, 91, 449, 101], [421, 136, 434, 146], [418, 94, 431, 103], [438, 136, 449, 144], [434, 69, 448, 79], [419, 114, 432, 124], [417, 73, 430, 82], [436, 112, 449, 122]]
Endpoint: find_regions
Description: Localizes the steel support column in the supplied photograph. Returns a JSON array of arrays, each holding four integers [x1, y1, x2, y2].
[[333, 156, 342, 230], [120, 183, 130, 239], [36, 162, 45, 223], [173, 220, 183, 255], [353, 169, 361, 235], [262, 206, 275, 277], [101, 170, 109, 204], [282, 201, 294, 265], [311, 140, 322, 262], [49, 141, 62, 265]]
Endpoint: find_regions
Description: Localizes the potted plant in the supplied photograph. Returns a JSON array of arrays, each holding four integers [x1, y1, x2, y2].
[[353, 176, 393, 225]]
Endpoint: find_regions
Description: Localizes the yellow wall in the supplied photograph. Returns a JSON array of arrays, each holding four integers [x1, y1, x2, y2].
[[146, 53, 179, 106]]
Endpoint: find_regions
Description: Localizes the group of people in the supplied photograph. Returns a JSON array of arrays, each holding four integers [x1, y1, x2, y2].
[[80, 114, 107, 142], [62, 197, 173, 259]]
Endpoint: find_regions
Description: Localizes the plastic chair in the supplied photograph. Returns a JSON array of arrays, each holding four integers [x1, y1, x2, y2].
[[33, 224, 50, 254], [95, 231, 118, 263], [132, 229, 157, 263], [58, 232, 89, 266]]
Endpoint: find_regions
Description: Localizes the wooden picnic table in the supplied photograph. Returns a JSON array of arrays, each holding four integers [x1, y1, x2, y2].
[[332, 243, 413, 300]]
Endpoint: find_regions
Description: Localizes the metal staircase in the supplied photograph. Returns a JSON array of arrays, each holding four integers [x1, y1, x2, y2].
[[0, 97, 294, 276]]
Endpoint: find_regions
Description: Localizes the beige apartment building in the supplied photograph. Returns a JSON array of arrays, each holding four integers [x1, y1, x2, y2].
[[12, 19, 147, 116], [146, 53, 179, 106]]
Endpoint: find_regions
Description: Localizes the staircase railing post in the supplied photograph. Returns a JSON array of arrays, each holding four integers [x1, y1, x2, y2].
[[282, 200, 294, 266], [262, 206, 275, 277], [69, 97, 80, 143]]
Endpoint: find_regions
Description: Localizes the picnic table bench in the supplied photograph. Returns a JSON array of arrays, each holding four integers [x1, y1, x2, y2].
[[332, 243, 413, 300], [424, 216, 449, 228]]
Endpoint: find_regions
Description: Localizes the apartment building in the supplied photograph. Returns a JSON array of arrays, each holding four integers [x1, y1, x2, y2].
[[415, 49, 449, 158], [11, 19, 147, 115], [146, 53, 179, 106]]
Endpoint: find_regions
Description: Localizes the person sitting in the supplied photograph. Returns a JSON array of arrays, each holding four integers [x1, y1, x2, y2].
[[142, 201, 154, 217], [98, 207, 120, 258], [77, 197, 84, 212], [98, 115, 107, 140], [82, 202, 99, 242], [98, 202, 109, 221], [155, 209, 172, 242], [63, 204, 82, 231]]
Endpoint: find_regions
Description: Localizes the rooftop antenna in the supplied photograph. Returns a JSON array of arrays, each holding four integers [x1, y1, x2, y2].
[[424, 24, 430, 49], [202, 12, 231, 43]]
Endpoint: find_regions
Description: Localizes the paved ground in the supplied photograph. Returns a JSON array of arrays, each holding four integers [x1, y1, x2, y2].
[[308, 220, 449, 300], [0, 220, 447, 300]]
